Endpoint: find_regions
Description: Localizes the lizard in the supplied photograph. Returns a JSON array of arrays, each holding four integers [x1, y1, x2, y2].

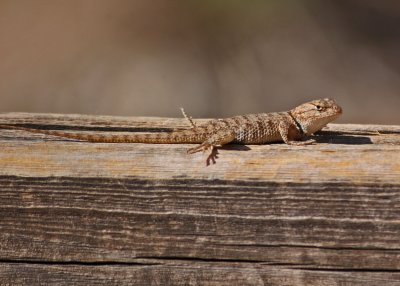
[[0, 98, 342, 163]]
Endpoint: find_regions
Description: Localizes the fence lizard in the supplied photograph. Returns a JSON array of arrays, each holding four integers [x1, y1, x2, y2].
[[0, 98, 342, 163]]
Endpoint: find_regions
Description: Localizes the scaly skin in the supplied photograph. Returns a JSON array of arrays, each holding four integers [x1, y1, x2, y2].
[[0, 98, 342, 155]]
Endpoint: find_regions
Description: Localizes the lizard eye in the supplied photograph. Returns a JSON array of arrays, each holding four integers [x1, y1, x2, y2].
[[315, 105, 323, 111]]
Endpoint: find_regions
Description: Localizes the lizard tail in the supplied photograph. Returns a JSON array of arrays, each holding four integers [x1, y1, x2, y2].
[[0, 124, 204, 144]]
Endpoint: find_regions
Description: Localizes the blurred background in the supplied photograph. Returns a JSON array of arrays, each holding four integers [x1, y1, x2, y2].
[[1, 0, 399, 124]]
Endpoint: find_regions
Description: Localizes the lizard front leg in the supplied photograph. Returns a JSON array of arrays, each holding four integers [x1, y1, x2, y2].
[[278, 121, 315, 146], [187, 130, 236, 154]]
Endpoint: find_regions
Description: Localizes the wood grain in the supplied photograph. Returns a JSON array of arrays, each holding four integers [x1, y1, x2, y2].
[[0, 112, 399, 285]]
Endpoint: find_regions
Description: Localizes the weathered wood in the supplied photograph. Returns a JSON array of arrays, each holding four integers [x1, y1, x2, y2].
[[2, 263, 400, 286], [0, 112, 399, 285]]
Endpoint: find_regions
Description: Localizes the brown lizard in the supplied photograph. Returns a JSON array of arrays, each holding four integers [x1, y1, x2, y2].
[[0, 98, 342, 161]]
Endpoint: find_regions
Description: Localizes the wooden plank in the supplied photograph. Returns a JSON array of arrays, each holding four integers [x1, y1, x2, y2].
[[0, 176, 399, 268], [0, 112, 399, 285], [1, 263, 400, 286], [0, 113, 399, 184]]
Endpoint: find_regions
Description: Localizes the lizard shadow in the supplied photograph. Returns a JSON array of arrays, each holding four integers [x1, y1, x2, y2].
[[207, 132, 374, 165], [312, 131, 373, 145], [221, 144, 252, 151]]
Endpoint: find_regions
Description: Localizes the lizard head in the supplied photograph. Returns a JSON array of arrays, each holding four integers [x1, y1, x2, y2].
[[290, 98, 342, 135]]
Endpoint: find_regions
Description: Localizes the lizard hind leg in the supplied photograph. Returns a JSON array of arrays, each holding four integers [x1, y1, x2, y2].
[[186, 130, 236, 154], [186, 142, 219, 166]]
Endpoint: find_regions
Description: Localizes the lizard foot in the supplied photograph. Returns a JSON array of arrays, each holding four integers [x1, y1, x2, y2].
[[206, 147, 219, 166], [187, 142, 211, 154], [187, 143, 220, 165]]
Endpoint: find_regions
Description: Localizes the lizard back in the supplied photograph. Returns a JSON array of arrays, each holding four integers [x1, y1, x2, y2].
[[211, 112, 297, 144]]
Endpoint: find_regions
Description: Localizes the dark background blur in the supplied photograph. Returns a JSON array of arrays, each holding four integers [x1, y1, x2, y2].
[[1, 0, 399, 124]]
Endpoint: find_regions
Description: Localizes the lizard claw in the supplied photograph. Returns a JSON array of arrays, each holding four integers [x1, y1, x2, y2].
[[206, 147, 219, 166], [187, 143, 219, 166], [187, 142, 211, 154]]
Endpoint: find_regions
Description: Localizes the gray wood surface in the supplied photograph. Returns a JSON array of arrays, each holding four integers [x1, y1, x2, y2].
[[0, 112, 399, 285]]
